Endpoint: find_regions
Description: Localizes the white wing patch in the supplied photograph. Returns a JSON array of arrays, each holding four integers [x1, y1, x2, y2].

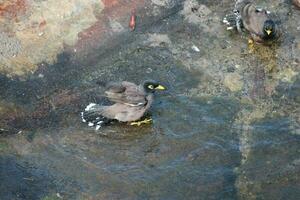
[[85, 103, 97, 111], [123, 102, 145, 107]]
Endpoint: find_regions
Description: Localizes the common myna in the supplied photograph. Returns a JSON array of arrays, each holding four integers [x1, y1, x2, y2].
[[81, 80, 166, 129], [223, 0, 279, 43]]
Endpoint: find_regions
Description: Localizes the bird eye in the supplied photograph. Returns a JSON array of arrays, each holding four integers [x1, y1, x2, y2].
[[148, 85, 154, 89], [255, 8, 262, 13]]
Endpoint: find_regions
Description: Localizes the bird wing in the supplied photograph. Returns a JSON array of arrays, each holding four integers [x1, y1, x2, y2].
[[241, 3, 268, 37], [102, 94, 153, 122], [105, 81, 127, 93], [102, 103, 147, 122], [105, 81, 147, 106], [81, 103, 138, 123]]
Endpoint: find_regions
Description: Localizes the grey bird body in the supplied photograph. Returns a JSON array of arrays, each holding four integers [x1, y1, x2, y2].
[[81, 80, 165, 129], [104, 81, 149, 106], [88, 92, 153, 122]]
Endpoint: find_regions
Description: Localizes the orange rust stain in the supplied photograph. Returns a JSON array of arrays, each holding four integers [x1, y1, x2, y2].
[[103, 0, 119, 8], [39, 19, 47, 28], [0, 0, 27, 20], [129, 11, 136, 31], [72, 0, 145, 54], [102, 0, 144, 18]]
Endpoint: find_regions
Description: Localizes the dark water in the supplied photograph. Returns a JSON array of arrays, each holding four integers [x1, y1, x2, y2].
[[1, 0, 300, 199]]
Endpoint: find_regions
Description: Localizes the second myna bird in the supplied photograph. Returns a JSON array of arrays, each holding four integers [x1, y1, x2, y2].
[[223, 0, 279, 43]]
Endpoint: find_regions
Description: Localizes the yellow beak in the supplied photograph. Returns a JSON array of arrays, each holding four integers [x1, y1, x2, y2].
[[155, 85, 166, 90], [266, 30, 272, 35]]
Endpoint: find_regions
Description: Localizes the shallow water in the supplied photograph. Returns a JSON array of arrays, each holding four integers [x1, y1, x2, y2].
[[0, 0, 300, 199]]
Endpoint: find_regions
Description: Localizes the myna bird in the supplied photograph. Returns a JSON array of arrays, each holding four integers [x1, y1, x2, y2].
[[81, 80, 166, 129], [223, 0, 279, 43]]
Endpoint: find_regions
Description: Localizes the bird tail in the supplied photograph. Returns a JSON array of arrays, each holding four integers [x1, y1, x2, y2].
[[223, 0, 249, 32], [223, 11, 243, 32], [223, 13, 243, 32], [81, 103, 112, 130]]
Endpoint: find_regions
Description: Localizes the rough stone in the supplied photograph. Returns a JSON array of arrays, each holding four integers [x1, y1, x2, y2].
[[0, 0, 103, 76], [151, 0, 175, 8], [224, 72, 244, 92], [146, 33, 172, 47], [180, 0, 212, 24], [276, 68, 298, 83]]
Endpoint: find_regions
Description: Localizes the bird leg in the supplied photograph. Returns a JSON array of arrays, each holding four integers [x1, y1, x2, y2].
[[130, 118, 153, 126], [248, 38, 255, 53]]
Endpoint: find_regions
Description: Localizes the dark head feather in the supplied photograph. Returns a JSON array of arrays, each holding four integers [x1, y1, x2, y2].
[[262, 20, 276, 40]]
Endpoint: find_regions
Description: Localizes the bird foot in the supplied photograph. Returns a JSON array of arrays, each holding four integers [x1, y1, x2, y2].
[[130, 118, 153, 126], [248, 38, 255, 53]]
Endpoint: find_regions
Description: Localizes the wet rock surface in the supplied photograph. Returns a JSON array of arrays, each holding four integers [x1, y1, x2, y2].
[[0, 0, 300, 199], [0, 0, 103, 76]]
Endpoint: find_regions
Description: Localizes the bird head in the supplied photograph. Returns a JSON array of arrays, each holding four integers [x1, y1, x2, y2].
[[143, 80, 166, 93], [263, 20, 275, 38]]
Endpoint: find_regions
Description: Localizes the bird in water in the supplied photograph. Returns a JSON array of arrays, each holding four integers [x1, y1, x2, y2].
[[223, 0, 279, 45], [81, 80, 166, 130]]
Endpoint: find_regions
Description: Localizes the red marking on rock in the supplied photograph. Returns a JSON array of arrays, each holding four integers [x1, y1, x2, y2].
[[103, 0, 119, 8], [39, 20, 47, 28], [68, 0, 145, 59], [0, 0, 27, 20], [129, 11, 136, 31]]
